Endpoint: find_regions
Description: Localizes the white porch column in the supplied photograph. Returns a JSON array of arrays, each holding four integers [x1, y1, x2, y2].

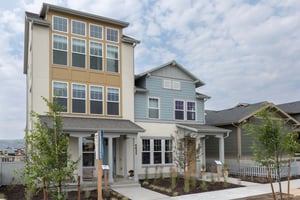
[[196, 137, 201, 177], [123, 136, 127, 177], [108, 136, 114, 183], [133, 136, 138, 182], [78, 136, 83, 183], [217, 135, 225, 164]]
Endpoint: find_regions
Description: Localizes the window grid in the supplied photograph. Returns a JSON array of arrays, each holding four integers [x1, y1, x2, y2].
[[90, 24, 103, 39], [175, 100, 185, 120], [53, 16, 68, 33], [72, 84, 86, 114], [107, 87, 120, 115], [187, 101, 196, 120], [90, 85, 103, 115], [53, 81, 68, 112], [106, 44, 119, 73], [90, 41, 103, 70], [72, 20, 86, 36], [148, 97, 159, 119], [142, 139, 151, 164], [106, 28, 119, 42], [53, 34, 68, 65], [72, 38, 86, 68]]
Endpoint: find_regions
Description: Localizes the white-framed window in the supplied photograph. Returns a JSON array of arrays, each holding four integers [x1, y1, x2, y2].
[[72, 83, 86, 114], [82, 137, 95, 167], [72, 20, 86, 36], [90, 24, 102, 39], [148, 97, 159, 119], [106, 44, 119, 73], [53, 34, 68, 65], [52, 81, 68, 112], [90, 85, 103, 115], [72, 38, 86, 68], [107, 87, 119, 115], [173, 81, 181, 90], [142, 138, 173, 165], [106, 27, 119, 42], [90, 41, 103, 71], [163, 80, 172, 89], [52, 15, 68, 33], [187, 101, 196, 120], [175, 100, 184, 120]]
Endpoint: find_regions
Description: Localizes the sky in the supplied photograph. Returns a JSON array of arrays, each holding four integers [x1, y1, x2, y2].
[[0, 0, 299, 139]]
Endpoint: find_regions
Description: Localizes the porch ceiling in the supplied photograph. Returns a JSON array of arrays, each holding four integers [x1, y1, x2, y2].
[[177, 123, 231, 133], [40, 116, 145, 133]]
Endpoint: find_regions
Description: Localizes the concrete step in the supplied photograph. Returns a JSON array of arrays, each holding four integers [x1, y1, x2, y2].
[[111, 180, 140, 189]]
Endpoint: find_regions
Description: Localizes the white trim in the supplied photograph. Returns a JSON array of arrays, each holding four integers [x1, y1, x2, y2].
[[89, 85, 104, 115], [89, 23, 103, 40], [106, 44, 119, 73], [106, 27, 119, 43], [52, 34, 68, 66], [52, 15, 68, 33], [106, 87, 120, 116], [52, 80, 68, 113], [71, 19, 86, 36], [71, 83, 87, 114], [71, 37, 86, 68], [148, 96, 160, 119]]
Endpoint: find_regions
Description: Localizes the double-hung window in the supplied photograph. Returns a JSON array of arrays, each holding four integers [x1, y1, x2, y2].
[[72, 20, 86, 36], [148, 97, 159, 119], [90, 24, 102, 39], [106, 45, 119, 73], [72, 84, 86, 113], [187, 101, 196, 120], [90, 41, 103, 70], [107, 87, 119, 115], [175, 100, 184, 120], [142, 138, 173, 165], [53, 81, 68, 112], [72, 38, 86, 68], [106, 28, 119, 42], [90, 85, 103, 114], [53, 16, 68, 33], [82, 137, 95, 167], [53, 34, 68, 65]]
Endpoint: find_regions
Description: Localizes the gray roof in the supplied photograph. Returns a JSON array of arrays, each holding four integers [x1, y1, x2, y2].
[[122, 35, 140, 45], [177, 124, 231, 133], [135, 60, 205, 88], [40, 116, 144, 133], [196, 92, 211, 100], [277, 101, 300, 114], [206, 101, 300, 126]]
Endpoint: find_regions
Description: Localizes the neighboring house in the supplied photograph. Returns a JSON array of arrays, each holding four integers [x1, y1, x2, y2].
[[205, 102, 300, 169], [278, 101, 300, 132], [134, 61, 231, 177], [23, 3, 144, 184]]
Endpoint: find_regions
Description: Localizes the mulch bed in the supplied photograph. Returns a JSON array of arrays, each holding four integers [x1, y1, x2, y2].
[[140, 177, 243, 196], [0, 185, 130, 200]]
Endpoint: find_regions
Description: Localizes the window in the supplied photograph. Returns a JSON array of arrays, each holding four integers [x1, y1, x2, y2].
[[153, 140, 162, 164], [53, 34, 68, 65], [148, 97, 159, 119], [106, 28, 119, 42], [82, 137, 95, 167], [106, 45, 119, 72], [90, 24, 102, 39], [90, 41, 103, 70], [141, 138, 173, 165], [90, 85, 103, 114], [165, 139, 173, 164], [163, 80, 172, 89], [72, 38, 86, 68], [107, 87, 119, 115], [142, 139, 150, 164], [53, 81, 68, 112], [72, 20, 85, 36], [53, 16, 68, 33], [187, 101, 196, 120], [72, 84, 86, 113], [175, 100, 184, 120]]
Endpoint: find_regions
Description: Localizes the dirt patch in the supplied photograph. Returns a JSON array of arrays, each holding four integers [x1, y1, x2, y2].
[[0, 185, 130, 200], [140, 177, 243, 196]]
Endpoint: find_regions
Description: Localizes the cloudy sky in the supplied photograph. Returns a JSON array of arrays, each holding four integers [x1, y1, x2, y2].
[[0, 0, 299, 139]]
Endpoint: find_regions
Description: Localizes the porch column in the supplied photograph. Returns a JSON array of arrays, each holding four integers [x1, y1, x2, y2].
[[196, 136, 201, 177], [133, 136, 138, 182], [123, 136, 127, 178], [200, 137, 206, 169], [108, 136, 114, 183], [216, 135, 225, 164], [78, 136, 83, 183]]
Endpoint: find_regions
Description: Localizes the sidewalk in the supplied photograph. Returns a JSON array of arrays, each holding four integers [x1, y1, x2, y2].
[[113, 178, 300, 200]]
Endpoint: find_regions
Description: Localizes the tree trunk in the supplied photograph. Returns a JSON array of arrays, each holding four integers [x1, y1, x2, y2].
[[287, 159, 291, 200], [275, 152, 282, 200], [266, 162, 277, 200]]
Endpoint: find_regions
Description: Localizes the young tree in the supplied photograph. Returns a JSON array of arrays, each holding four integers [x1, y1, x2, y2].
[[23, 97, 78, 199], [244, 108, 297, 200]]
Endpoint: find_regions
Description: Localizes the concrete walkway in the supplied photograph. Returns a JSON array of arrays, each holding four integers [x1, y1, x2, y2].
[[113, 178, 300, 200]]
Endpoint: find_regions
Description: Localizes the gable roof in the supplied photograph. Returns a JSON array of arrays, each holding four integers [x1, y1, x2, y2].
[[206, 102, 300, 127], [277, 101, 300, 114], [135, 60, 205, 88]]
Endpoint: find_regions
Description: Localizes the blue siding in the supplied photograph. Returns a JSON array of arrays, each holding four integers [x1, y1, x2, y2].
[[135, 76, 205, 123]]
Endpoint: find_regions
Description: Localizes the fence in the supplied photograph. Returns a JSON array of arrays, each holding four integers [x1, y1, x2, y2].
[[0, 157, 25, 185], [229, 160, 300, 181]]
